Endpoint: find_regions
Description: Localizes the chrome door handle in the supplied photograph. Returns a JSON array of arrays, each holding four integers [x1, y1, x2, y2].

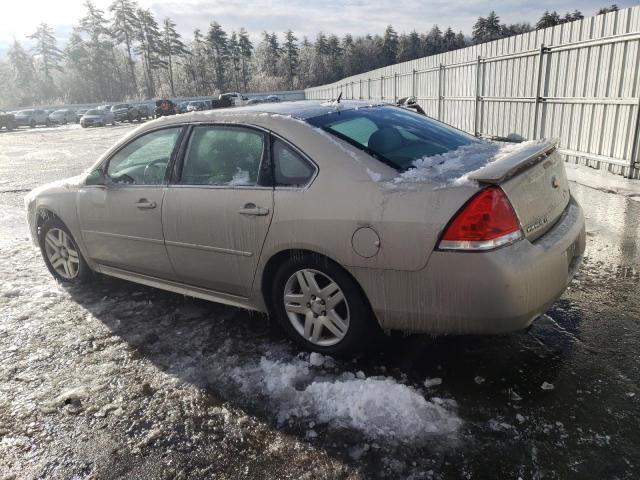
[[136, 199, 157, 209], [238, 203, 270, 216]]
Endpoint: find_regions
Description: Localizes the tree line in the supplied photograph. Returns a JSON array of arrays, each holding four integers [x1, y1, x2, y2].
[[0, 2, 620, 108]]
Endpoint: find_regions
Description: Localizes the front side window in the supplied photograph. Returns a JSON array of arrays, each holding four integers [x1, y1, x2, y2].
[[273, 139, 315, 187], [306, 105, 476, 171], [180, 126, 265, 186], [106, 127, 183, 185]]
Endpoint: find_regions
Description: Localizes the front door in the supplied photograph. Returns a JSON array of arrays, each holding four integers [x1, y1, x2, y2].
[[78, 126, 184, 278], [162, 125, 273, 296]]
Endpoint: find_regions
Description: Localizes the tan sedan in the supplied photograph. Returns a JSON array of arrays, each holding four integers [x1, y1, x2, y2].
[[27, 101, 585, 355]]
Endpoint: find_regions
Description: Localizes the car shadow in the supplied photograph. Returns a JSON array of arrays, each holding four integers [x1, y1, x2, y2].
[[63, 273, 577, 477]]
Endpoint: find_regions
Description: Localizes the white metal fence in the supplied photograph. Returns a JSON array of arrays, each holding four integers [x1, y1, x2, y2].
[[305, 6, 640, 179]]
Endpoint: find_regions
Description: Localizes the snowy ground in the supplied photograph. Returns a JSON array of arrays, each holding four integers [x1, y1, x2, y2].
[[0, 124, 639, 479]]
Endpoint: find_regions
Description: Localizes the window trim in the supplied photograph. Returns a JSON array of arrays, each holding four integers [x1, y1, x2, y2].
[[170, 122, 273, 190], [269, 132, 319, 190], [95, 124, 188, 188]]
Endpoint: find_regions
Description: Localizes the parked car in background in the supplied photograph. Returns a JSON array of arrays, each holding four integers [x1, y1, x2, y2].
[[265, 95, 281, 103], [49, 109, 77, 125], [76, 109, 88, 118], [136, 104, 152, 120], [247, 98, 262, 105], [155, 99, 176, 117], [80, 109, 115, 127], [111, 104, 140, 122], [219, 92, 249, 106], [25, 101, 585, 355], [186, 101, 207, 112], [0, 110, 16, 130], [97, 105, 112, 111], [14, 109, 50, 128], [177, 102, 189, 114]]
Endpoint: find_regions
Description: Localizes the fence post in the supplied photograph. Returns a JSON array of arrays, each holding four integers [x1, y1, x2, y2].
[[629, 97, 640, 178], [532, 43, 548, 139], [412, 69, 416, 98], [474, 56, 482, 137], [437, 63, 444, 121], [394, 72, 398, 102]]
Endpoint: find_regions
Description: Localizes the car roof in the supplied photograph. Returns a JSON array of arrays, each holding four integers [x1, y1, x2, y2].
[[153, 100, 385, 125]]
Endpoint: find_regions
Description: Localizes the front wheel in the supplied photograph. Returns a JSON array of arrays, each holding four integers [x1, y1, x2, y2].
[[271, 255, 375, 355], [39, 217, 91, 284]]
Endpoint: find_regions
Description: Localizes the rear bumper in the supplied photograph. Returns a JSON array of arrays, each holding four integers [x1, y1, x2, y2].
[[354, 196, 586, 334]]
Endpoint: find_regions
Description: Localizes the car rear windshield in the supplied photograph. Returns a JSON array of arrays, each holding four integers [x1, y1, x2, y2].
[[112, 104, 127, 110], [86, 110, 102, 115], [306, 105, 476, 171]]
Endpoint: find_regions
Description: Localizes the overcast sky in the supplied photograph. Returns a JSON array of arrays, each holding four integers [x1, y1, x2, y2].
[[1, 0, 636, 55]]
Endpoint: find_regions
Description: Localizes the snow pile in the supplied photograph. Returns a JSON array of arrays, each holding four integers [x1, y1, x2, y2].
[[390, 139, 547, 188], [231, 355, 461, 442], [565, 163, 640, 201]]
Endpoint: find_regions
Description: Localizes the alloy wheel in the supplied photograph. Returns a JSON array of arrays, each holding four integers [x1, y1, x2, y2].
[[283, 269, 350, 346], [43, 228, 80, 280]]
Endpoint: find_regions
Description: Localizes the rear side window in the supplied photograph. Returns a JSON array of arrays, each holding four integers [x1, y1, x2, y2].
[[307, 105, 475, 171], [273, 139, 315, 187], [181, 126, 265, 186]]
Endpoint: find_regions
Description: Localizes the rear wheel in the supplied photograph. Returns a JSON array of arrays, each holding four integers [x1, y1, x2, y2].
[[30, 119, 36, 128], [39, 218, 91, 284], [271, 255, 375, 355]]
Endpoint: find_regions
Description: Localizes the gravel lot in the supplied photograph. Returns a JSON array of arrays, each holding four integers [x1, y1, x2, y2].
[[1, 123, 639, 479]]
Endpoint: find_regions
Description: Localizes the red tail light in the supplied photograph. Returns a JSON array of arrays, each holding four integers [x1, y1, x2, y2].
[[438, 186, 522, 251]]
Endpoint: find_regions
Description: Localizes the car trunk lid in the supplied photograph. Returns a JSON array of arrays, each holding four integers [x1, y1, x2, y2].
[[468, 139, 571, 241]]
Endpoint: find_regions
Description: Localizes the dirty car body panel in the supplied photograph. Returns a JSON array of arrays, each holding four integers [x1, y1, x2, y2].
[[26, 101, 585, 344]]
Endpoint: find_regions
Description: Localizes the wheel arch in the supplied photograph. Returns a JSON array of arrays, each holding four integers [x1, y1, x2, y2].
[[259, 248, 377, 324]]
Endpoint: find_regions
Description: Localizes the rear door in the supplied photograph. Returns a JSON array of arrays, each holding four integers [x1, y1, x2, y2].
[[162, 124, 274, 296]]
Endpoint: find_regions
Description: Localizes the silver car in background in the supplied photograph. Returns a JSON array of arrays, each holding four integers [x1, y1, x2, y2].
[[27, 101, 585, 355], [80, 109, 115, 128], [14, 109, 50, 128], [49, 109, 78, 125]]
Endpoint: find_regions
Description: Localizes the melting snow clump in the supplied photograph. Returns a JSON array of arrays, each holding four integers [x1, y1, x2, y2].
[[231, 355, 461, 442], [387, 139, 547, 188]]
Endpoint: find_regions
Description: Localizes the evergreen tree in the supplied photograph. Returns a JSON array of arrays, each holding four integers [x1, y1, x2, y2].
[[207, 22, 230, 92], [597, 5, 619, 15], [110, 0, 140, 94], [282, 30, 299, 90], [135, 8, 165, 98], [28, 23, 64, 81], [7, 40, 36, 104], [238, 28, 253, 92], [81, 1, 118, 100], [381, 25, 398, 66], [160, 17, 188, 96]]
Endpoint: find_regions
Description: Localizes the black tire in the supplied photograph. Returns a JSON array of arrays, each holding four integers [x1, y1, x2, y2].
[[38, 217, 91, 284], [81, 124, 87, 128], [30, 120, 36, 128], [271, 254, 376, 356], [45, 119, 51, 127], [7, 121, 14, 131]]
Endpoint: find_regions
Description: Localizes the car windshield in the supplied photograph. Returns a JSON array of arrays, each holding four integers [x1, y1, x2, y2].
[[17, 110, 33, 115], [86, 110, 102, 115], [112, 104, 127, 110], [53, 110, 66, 114], [306, 105, 476, 171]]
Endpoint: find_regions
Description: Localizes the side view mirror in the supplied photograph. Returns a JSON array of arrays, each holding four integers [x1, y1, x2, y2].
[[85, 169, 107, 186]]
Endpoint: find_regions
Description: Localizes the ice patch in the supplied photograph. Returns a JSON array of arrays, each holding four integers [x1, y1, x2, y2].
[[231, 355, 461, 442]]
